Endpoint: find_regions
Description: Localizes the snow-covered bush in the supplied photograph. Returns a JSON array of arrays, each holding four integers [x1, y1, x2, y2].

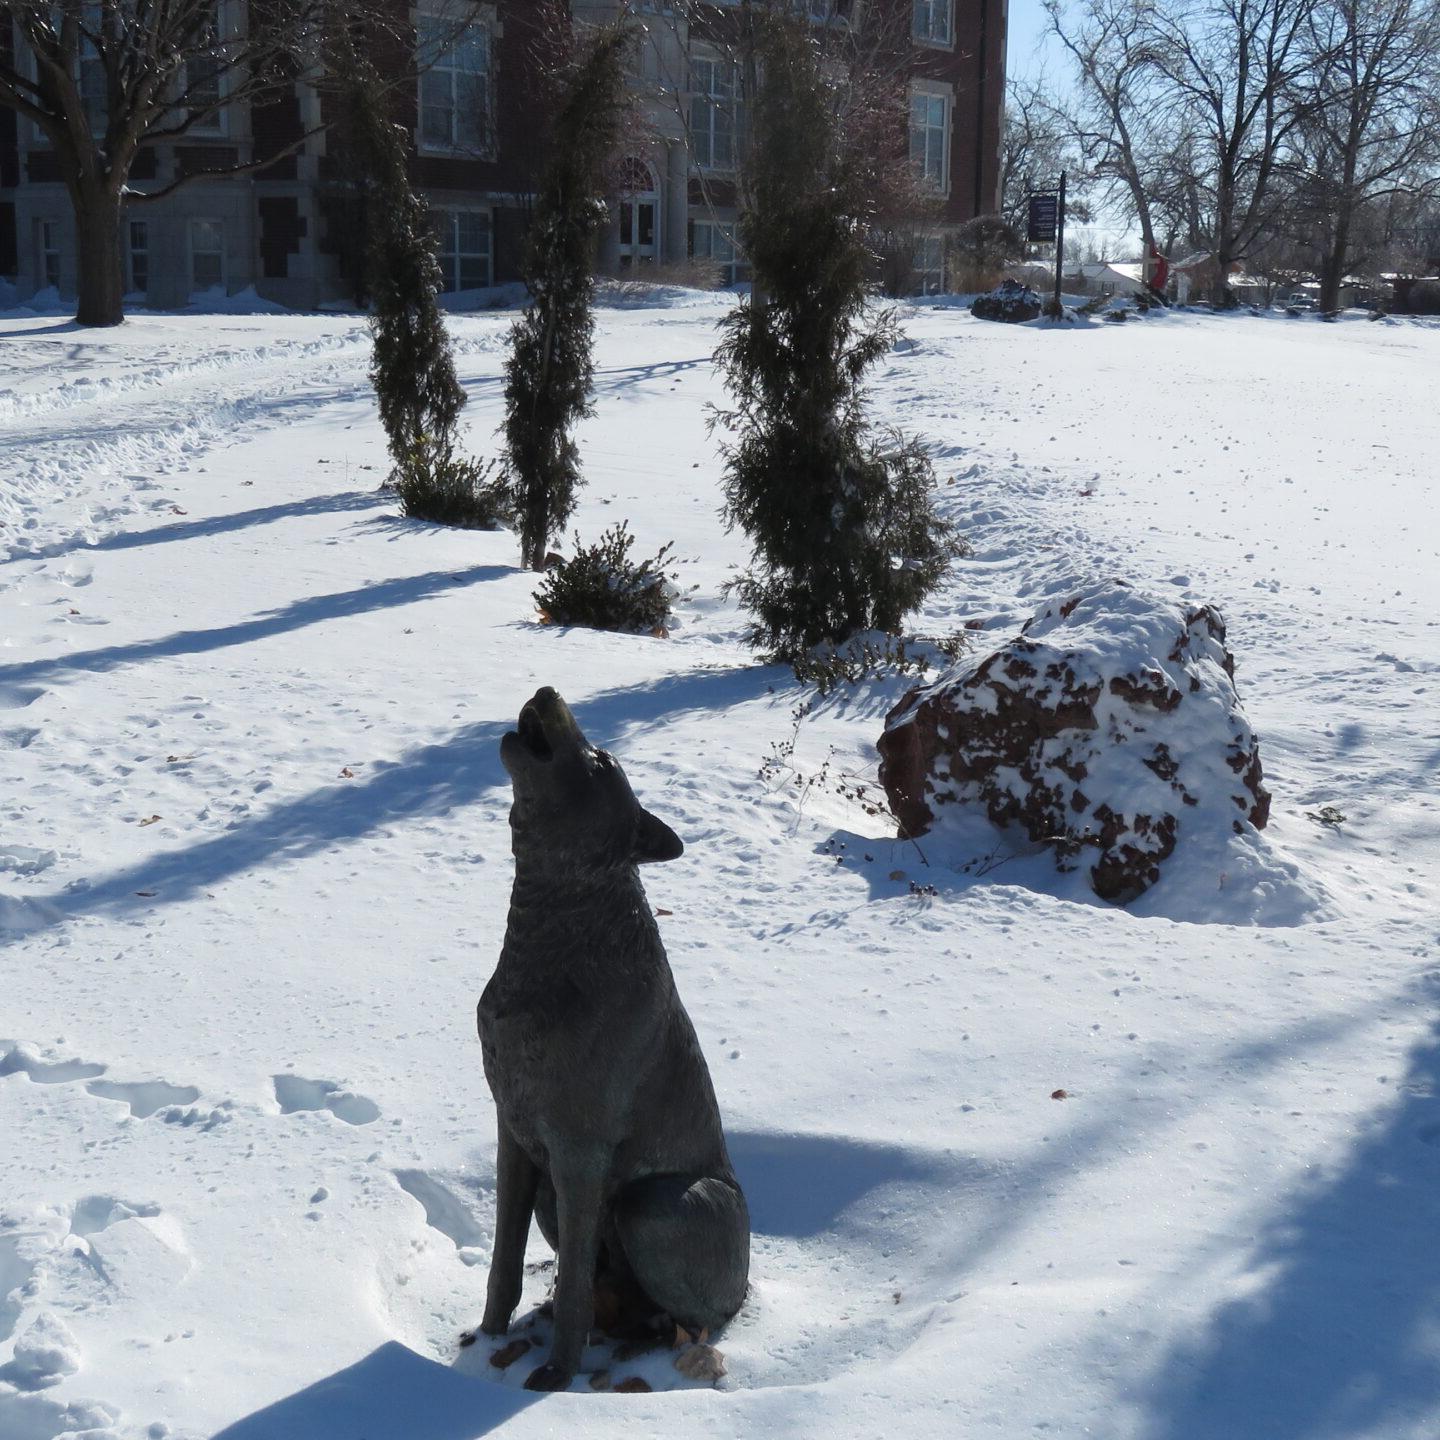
[[533, 523, 679, 633]]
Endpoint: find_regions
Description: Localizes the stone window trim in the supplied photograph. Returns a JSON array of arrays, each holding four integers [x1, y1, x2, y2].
[[415, 3, 498, 161], [909, 82, 952, 197], [127, 216, 150, 295], [180, 0, 233, 138], [912, 231, 945, 294], [690, 216, 744, 285], [18, 5, 111, 143], [18, 0, 235, 144], [688, 51, 743, 175], [912, 0, 955, 48], [38, 218, 63, 291], [433, 205, 493, 293], [189, 216, 226, 293]]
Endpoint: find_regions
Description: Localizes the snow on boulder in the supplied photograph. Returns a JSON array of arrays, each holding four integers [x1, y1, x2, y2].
[[877, 581, 1271, 904]]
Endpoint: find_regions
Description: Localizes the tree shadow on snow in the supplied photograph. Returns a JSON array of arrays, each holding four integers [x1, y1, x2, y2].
[[1138, 981, 1440, 1440], [211, 1340, 540, 1440], [0, 319, 88, 339], [9, 664, 768, 936], [10, 489, 386, 564], [0, 564, 512, 689], [590, 356, 710, 397]]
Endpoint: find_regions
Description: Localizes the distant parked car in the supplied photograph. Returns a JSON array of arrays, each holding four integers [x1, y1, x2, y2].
[[1284, 291, 1317, 311]]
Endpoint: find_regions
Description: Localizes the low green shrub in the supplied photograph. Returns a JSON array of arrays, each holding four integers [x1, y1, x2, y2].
[[395, 440, 509, 530], [534, 522, 680, 633]]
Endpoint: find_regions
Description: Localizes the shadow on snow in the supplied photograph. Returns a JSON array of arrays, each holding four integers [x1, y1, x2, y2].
[[5, 664, 768, 937], [211, 1341, 540, 1440], [1138, 981, 1440, 1440], [0, 564, 512, 689], [7, 488, 386, 564]]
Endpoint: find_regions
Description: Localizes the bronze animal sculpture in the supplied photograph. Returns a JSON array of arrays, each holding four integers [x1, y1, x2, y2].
[[478, 687, 750, 1391]]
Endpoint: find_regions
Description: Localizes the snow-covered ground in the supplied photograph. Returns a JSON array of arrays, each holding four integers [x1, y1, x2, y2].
[[2, 294, 1438, 1440]]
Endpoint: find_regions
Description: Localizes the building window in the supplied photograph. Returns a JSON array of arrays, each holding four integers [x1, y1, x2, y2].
[[913, 233, 944, 293], [418, 16, 492, 155], [39, 220, 62, 290], [690, 55, 742, 171], [80, 45, 106, 132], [185, 53, 225, 133], [182, 4, 227, 133], [434, 208, 492, 292], [909, 88, 949, 190], [190, 218, 225, 291], [690, 218, 745, 285], [127, 219, 149, 294], [913, 0, 953, 45]]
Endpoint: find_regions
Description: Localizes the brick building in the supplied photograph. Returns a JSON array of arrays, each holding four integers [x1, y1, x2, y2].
[[0, 0, 1004, 307]]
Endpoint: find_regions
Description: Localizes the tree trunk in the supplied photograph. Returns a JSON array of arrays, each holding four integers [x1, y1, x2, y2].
[[1319, 208, 1353, 314], [1318, 244, 1346, 314], [1209, 252, 1234, 306], [72, 182, 126, 327]]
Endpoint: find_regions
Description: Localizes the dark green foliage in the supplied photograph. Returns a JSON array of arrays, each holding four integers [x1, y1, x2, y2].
[[394, 441, 510, 530], [342, 45, 482, 524], [715, 19, 962, 661], [504, 23, 631, 570], [533, 523, 678, 633]]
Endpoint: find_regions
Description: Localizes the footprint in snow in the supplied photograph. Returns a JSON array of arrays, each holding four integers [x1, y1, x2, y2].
[[273, 1074, 380, 1125], [3, 1044, 226, 1127], [69, 1195, 162, 1239], [0, 1043, 106, 1084], [0, 1311, 82, 1391], [0, 844, 58, 877], [0, 1389, 120, 1438], [85, 1079, 201, 1119], [0, 683, 45, 711], [394, 1169, 487, 1258], [0, 1231, 38, 1345]]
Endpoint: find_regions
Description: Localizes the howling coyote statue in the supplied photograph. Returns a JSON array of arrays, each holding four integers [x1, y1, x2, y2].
[[478, 687, 750, 1391]]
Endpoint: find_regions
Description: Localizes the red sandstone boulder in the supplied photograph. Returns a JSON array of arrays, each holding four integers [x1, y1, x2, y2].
[[877, 581, 1271, 904]]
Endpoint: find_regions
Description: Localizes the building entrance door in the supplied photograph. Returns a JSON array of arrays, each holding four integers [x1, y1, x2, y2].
[[615, 157, 659, 268]]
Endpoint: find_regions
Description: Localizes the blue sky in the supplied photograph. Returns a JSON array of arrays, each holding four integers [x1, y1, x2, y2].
[[1006, 0, 1063, 86]]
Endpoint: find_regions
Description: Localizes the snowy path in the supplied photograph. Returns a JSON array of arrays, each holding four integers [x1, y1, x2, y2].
[[1, 299, 1437, 1440]]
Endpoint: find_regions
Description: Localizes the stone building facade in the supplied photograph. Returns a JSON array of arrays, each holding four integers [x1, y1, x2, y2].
[[0, 0, 1004, 307]]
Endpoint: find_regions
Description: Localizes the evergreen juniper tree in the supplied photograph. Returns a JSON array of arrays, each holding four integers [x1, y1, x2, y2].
[[715, 18, 960, 659], [503, 20, 631, 570], [342, 40, 483, 523]]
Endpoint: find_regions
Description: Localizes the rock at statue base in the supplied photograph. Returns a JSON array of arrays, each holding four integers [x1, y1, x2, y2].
[[877, 581, 1271, 904], [970, 279, 1043, 323]]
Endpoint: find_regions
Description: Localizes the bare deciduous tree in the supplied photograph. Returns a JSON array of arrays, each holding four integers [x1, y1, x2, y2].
[[1146, 0, 1312, 303], [0, 0, 476, 326], [1001, 80, 1082, 235], [1294, 0, 1440, 309], [1045, 0, 1165, 256]]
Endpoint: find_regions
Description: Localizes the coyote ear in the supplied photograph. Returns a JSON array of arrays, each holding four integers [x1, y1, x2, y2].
[[634, 808, 684, 864]]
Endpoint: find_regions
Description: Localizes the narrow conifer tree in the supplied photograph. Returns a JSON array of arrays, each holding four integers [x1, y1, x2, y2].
[[340, 39, 483, 525], [715, 18, 960, 658], [504, 21, 631, 570]]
